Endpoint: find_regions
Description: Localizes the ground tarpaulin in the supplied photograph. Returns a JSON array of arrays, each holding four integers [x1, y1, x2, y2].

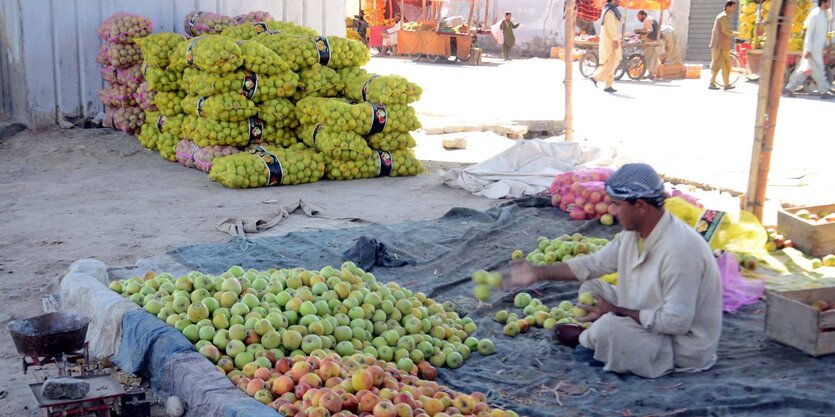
[[170, 197, 835, 417]]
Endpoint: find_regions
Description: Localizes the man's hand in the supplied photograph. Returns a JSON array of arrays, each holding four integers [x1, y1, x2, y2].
[[577, 295, 617, 323], [505, 261, 540, 288]]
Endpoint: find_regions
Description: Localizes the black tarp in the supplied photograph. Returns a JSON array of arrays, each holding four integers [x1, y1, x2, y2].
[[171, 197, 835, 417]]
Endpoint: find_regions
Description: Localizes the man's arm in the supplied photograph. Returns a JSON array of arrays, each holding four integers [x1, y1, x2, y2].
[[719, 15, 733, 37], [506, 233, 622, 287], [512, 22, 520, 29]]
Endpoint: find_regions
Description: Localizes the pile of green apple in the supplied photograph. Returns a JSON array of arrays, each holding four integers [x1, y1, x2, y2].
[[495, 292, 595, 337], [511, 233, 609, 266], [110, 262, 494, 377]]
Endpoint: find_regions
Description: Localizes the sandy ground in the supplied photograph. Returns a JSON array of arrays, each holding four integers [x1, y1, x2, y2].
[[0, 128, 499, 415]]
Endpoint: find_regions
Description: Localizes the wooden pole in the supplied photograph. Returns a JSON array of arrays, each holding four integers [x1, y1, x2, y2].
[[485, 0, 490, 26], [389, 0, 394, 18], [467, 0, 475, 27], [745, 0, 794, 220], [565, 0, 575, 141]]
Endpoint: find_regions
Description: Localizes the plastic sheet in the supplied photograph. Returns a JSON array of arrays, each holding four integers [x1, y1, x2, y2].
[[718, 252, 765, 313], [113, 310, 195, 375], [168, 197, 835, 417], [59, 259, 140, 360]]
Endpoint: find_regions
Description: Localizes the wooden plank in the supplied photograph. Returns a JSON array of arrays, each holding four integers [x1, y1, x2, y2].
[[778, 204, 835, 258], [814, 331, 835, 356], [765, 291, 820, 355], [819, 310, 835, 329]]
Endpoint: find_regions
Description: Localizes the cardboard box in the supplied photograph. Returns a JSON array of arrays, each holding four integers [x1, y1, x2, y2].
[[766, 287, 835, 356], [685, 64, 702, 79], [777, 204, 835, 258], [658, 64, 685, 79]]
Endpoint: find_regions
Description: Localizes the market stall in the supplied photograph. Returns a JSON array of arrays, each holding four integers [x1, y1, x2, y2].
[[396, 0, 483, 64], [575, 0, 670, 80], [736, 0, 835, 92]]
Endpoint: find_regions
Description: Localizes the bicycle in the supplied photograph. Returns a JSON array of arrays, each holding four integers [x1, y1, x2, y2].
[[578, 49, 647, 81]]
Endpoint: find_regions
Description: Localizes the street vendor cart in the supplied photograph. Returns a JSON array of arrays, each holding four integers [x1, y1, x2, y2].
[[396, 0, 484, 64], [576, 0, 670, 80], [735, 0, 835, 93]]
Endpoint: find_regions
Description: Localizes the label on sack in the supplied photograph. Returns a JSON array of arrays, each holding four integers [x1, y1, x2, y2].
[[186, 38, 198, 67], [156, 115, 166, 133], [695, 209, 726, 243], [376, 150, 393, 177], [311, 125, 324, 151], [252, 22, 269, 34], [196, 97, 206, 117], [367, 103, 387, 135], [247, 117, 264, 146], [252, 146, 284, 186], [313, 36, 332, 66], [361, 76, 380, 102], [241, 71, 259, 100], [187, 12, 203, 36]]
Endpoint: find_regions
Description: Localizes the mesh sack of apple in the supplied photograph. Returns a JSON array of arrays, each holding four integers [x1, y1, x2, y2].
[[175, 139, 240, 173], [103, 106, 144, 134], [98, 13, 154, 43], [183, 11, 235, 37]]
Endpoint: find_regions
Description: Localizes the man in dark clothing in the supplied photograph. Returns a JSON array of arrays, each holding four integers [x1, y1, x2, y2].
[[500, 11, 520, 60]]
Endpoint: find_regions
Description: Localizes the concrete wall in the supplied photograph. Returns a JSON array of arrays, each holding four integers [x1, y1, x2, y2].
[[0, 0, 346, 128]]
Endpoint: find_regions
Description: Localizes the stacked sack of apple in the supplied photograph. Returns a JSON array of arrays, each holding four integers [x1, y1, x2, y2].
[[494, 291, 598, 337], [232, 351, 522, 416], [111, 262, 494, 382]]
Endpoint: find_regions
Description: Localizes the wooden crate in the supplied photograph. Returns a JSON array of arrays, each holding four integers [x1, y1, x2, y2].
[[766, 287, 835, 356], [658, 64, 685, 79], [685, 64, 702, 79], [777, 203, 835, 258]]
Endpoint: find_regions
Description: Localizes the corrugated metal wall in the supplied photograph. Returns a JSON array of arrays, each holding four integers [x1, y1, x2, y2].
[[0, 0, 346, 127], [686, 0, 735, 62]]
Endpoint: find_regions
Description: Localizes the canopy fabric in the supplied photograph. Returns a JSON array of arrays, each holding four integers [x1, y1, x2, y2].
[[623, 0, 671, 10]]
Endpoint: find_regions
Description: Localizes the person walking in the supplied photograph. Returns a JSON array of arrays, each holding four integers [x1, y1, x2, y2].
[[709, 1, 737, 90], [500, 12, 520, 60], [591, 0, 623, 93], [783, 0, 833, 99]]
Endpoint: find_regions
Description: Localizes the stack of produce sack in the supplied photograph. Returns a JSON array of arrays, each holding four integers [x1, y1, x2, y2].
[[135, 33, 188, 161], [97, 13, 154, 134], [294, 66, 425, 180], [184, 10, 287, 37]]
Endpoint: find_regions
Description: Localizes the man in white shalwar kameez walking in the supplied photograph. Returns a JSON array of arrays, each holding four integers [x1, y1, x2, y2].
[[783, 0, 833, 99], [507, 164, 723, 378]]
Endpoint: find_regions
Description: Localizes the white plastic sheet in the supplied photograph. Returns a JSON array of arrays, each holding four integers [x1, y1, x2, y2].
[[440, 139, 614, 199], [60, 259, 139, 360]]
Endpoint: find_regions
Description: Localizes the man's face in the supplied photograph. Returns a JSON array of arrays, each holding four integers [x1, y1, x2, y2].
[[638, 13, 645, 22], [395, 14, 401, 22], [611, 0, 621, 7], [608, 198, 645, 231], [727, 4, 737, 13], [505, 14, 512, 20]]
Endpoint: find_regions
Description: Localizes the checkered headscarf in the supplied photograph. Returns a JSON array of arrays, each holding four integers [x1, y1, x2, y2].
[[604, 163, 666, 207]]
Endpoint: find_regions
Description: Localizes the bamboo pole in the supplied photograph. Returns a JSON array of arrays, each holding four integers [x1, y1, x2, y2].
[[745, 0, 794, 220], [467, 0, 475, 27], [389, 0, 394, 18], [565, 0, 575, 141]]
